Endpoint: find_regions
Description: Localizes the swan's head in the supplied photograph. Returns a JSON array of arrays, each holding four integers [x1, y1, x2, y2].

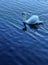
[[22, 12, 26, 17]]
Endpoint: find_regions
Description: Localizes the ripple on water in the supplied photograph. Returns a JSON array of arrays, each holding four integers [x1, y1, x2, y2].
[[0, 0, 48, 65]]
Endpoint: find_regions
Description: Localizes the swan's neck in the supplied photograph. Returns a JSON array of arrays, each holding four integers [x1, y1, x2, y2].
[[22, 14, 26, 23]]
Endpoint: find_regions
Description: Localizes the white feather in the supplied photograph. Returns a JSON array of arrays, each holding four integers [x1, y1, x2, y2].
[[26, 15, 43, 24]]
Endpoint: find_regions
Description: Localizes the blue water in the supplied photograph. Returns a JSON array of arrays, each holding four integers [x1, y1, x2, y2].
[[0, 0, 48, 65]]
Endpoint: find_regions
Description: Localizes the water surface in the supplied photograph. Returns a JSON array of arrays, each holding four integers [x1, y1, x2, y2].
[[0, 0, 48, 65]]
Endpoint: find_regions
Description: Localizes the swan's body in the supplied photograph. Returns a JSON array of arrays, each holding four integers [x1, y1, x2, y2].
[[26, 15, 43, 24], [22, 12, 43, 31]]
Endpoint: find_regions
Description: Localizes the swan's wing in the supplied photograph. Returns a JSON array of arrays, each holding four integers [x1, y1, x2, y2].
[[30, 21, 43, 24]]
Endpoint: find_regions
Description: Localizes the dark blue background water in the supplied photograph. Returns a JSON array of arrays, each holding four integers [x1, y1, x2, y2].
[[0, 0, 48, 65]]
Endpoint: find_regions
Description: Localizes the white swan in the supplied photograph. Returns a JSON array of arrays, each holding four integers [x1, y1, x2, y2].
[[26, 15, 43, 24], [22, 12, 43, 31]]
